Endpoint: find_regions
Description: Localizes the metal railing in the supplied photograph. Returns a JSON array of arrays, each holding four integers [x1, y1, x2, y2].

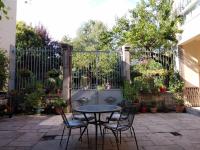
[[15, 47, 63, 90]]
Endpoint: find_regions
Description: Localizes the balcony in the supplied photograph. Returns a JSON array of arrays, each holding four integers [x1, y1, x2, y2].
[[175, 0, 199, 16]]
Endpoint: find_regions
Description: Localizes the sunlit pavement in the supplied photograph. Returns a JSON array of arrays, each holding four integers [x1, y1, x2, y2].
[[0, 113, 200, 150]]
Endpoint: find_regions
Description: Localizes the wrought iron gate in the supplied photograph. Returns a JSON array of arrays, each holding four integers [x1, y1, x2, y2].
[[71, 50, 122, 90]]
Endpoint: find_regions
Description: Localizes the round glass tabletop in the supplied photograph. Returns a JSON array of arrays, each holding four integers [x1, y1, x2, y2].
[[74, 104, 121, 113]]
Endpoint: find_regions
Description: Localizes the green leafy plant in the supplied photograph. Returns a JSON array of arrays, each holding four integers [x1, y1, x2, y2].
[[0, 49, 8, 91], [52, 97, 66, 108], [169, 71, 184, 93], [25, 91, 43, 110], [122, 80, 139, 102], [174, 93, 184, 106], [150, 100, 157, 108], [19, 69, 32, 78], [47, 68, 60, 78], [24, 83, 45, 113]]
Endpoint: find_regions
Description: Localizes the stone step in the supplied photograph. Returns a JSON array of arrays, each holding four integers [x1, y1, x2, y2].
[[186, 107, 200, 116]]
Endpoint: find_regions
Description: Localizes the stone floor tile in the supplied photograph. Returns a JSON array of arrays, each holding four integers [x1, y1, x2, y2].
[[1, 113, 200, 149]]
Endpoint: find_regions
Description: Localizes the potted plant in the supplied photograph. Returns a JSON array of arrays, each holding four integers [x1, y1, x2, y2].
[[51, 97, 66, 114], [24, 83, 45, 114], [150, 100, 157, 113], [25, 91, 44, 114], [47, 69, 60, 78], [159, 84, 166, 93], [19, 69, 32, 78], [174, 93, 185, 113], [140, 101, 147, 113]]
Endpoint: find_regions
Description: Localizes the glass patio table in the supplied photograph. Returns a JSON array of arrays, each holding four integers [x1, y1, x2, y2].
[[74, 104, 121, 150]]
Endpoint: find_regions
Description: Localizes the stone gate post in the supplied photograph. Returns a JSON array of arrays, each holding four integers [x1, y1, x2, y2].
[[122, 44, 131, 82], [61, 43, 72, 112]]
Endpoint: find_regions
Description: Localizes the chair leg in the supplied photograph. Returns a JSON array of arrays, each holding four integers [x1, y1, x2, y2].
[[111, 130, 119, 150], [65, 128, 71, 150], [60, 125, 65, 145], [100, 125, 103, 136], [78, 126, 87, 141], [80, 127, 82, 142], [87, 127, 89, 148], [130, 127, 133, 136], [102, 128, 106, 150], [120, 131, 121, 144], [132, 127, 139, 150]]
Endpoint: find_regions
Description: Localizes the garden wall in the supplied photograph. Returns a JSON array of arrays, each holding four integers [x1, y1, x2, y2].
[[139, 92, 175, 109], [71, 89, 123, 107]]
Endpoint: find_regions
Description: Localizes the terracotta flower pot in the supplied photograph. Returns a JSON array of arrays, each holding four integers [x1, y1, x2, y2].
[[159, 87, 166, 93], [150, 107, 157, 113], [176, 105, 185, 113], [141, 106, 147, 113], [54, 107, 61, 115]]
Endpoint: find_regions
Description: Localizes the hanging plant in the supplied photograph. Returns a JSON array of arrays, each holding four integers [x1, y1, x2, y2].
[[47, 69, 60, 78], [19, 69, 32, 78]]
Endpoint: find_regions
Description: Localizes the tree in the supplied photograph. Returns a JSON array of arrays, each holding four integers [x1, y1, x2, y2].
[[35, 24, 51, 46], [127, 0, 182, 52], [16, 21, 43, 49], [72, 20, 109, 51], [110, 16, 131, 49], [61, 35, 72, 45]]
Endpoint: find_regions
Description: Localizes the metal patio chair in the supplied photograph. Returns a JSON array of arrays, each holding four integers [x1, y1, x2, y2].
[[102, 107, 139, 150], [59, 108, 89, 150], [72, 97, 94, 122]]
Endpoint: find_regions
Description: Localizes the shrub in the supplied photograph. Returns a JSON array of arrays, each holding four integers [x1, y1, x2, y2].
[[52, 97, 66, 108], [19, 69, 32, 78], [47, 69, 60, 78], [169, 71, 184, 93], [0, 49, 8, 91]]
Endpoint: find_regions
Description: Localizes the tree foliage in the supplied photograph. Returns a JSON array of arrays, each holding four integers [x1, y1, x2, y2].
[[100, 0, 182, 52], [0, 0, 8, 20], [0, 49, 8, 91], [16, 21, 43, 49], [72, 20, 109, 51], [16, 21, 53, 49], [127, 0, 182, 52], [35, 24, 51, 46], [61, 35, 72, 45]]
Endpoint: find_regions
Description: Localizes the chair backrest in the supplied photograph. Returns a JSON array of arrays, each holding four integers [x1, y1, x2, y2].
[[117, 106, 135, 129], [58, 107, 69, 126], [73, 97, 89, 108]]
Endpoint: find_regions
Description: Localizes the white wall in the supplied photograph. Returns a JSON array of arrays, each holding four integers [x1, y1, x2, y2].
[[178, 1, 200, 45], [0, 0, 17, 90]]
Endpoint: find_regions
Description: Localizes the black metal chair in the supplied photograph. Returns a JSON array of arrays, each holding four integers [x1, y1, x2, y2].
[[59, 108, 89, 150], [72, 97, 94, 122], [106, 100, 133, 133], [106, 100, 129, 120], [102, 108, 139, 150]]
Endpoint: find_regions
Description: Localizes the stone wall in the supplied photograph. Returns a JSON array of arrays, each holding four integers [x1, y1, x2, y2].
[[139, 92, 175, 108]]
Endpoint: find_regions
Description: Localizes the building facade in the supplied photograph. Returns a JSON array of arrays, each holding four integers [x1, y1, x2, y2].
[[0, 0, 17, 90], [174, 0, 200, 87]]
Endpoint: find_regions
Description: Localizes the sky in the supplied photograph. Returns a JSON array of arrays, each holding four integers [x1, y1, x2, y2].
[[17, 0, 138, 41]]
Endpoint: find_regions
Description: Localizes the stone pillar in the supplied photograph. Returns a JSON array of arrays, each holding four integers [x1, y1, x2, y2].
[[61, 43, 72, 112], [122, 44, 131, 81], [8, 45, 16, 91]]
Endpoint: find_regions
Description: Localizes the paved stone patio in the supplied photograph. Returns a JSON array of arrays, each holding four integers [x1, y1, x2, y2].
[[0, 113, 200, 150]]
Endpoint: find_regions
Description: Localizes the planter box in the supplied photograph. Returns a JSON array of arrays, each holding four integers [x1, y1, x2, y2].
[[138, 92, 175, 111]]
